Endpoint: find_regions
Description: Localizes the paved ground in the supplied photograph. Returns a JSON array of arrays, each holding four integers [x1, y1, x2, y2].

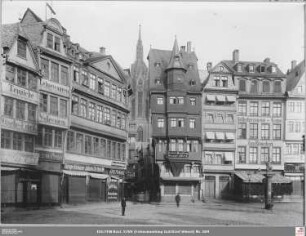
[[1, 199, 303, 226]]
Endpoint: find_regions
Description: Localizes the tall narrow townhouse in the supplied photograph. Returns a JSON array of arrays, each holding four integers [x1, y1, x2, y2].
[[148, 39, 202, 202], [231, 50, 291, 200], [284, 60, 305, 199], [202, 62, 238, 199], [1, 23, 41, 207], [65, 44, 130, 204], [20, 9, 72, 206]]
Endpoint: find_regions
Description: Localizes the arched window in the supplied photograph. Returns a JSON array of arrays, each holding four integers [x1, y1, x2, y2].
[[250, 80, 258, 93], [263, 81, 270, 93], [274, 81, 282, 93], [239, 79, 246, 92], [137, 126, 143, 142]]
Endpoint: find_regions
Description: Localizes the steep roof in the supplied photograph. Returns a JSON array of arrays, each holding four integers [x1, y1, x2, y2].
[[20, 22, 44, 49], [166, 37, 186, 71], [1, 23, 29, 49], [20, 8, 43, 24], [286, 60, 305, 92]]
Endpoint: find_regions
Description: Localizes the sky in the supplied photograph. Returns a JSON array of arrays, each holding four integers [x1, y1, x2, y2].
[[2, 1, 304, 72]]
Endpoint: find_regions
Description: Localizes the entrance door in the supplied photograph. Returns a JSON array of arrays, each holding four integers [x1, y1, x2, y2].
[[204, 176, 215, 198], [219, 176, 230, 199], [69, 176, 86, 203]]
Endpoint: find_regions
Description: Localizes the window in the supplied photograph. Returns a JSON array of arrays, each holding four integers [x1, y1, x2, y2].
[[101, 139, 106, 157], [178, 97, 184, 104], [238, 101, 247, 115], [17, 39, 27, 58], [1, 130, 11, 149], [47, 33, 53, 49], [93, 137, 99, 156], [157, 118, 164, 128], [104, 81, 110, 96], [239, 79, 246, 92], [272, 148, 281, 164], [296, 102, 303, 113], [54, 130, 62, 148], [226, 114, 234, 123], [51, 62, 59, 83], [216, 113, 224, 123], [89, 74, 96, 90], [111, 142, 116, 159], [178, 139, 184, 151], [138, 91, 143, 117], [98, 78, 104, 94], [17, 68, 26, 87], [96, 105, 103, 123], [249, 65, 254, 73], [206, 113, 214, 123], [186, 140, 191, 152], [250, 102, 258, 116], [260, 66, 265, 73], [85, 135, 92, 155], [288, 121, 294, 133], [50, 96, 58, 116], [107, 140, 111, 158], [116, 113, 121, 129], [261, 147, 269, 163], [214, 76, 220, 87], [111, 84, 117, 99], [155, 77, 161, 85], [238, 146, 246, 164], [76, 133, 83, 153], [88, 102, 95, 120], [295, 122, 301, 133], [54, 36, 60, 52], [67, 131, 75, 152], [221, 76, 228, 87], [190, 97, 196, 106], [238, 123, 247, 139], [178, 118, 184, 128], [237, 64, 242, 72], [121, 115, 126, 130], [4, 97, 14, 117], [271, 66, 276, 73], [28, 104, 36, 121], [157, 97, 164, 105], [263, 81, 270, 93], [170, 118, 177, 127], [104, 107, 110, 122], [250, 80, 258, 93], [137, 127, 143, 142], [273, 103, 282, 117], [23, 135, 34, 152], [261, 102, 270, 116], [16, 100, 25, 120], [192, 140, 198, 152], [5, 64, 15, 82], [111, 110, 116, 126], [44, 128, 53, 147], [169, 97, 176, 104], [28, 73, 37, 90], [60, 99, 67, 118], [189, 119, 195, 129], [13, 132, 23, 150], [250, 123, 258, 139], [122, 90, 127, 104], [261, 124, 270, 140], [71, 95, 79, 115], [81, 71, 89, 86], [73, 67, 79, 83], [274, 81, 282, 93], [169, 139, 176, 151], [249, 147, 258, 164], [117, 87, 122, 101], [273, 124, 281, 140], [40, 94, 48, 112], [80, 99, 87, 118], [41, 58, 49, 79], [288, 102, 295, 112], [61, 66, 68, 86]]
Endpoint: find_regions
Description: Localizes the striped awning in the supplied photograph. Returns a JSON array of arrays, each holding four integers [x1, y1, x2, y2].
[[271, 174, 292, 184], [205, 132, 215, 139], [224, 152, 234, 161], [215, 132, 225, 140], [63, 170, 88, 177], [235, 172, 264, 183], [216, 95, 226, 102], [206, 95, 215, 101], [226, 96, 236, 102], [89, 173, 108, 179], [225, 133, 235, 140]]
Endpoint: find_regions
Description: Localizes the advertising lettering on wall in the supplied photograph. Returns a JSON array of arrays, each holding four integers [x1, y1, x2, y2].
[[0, 149, 39, 165], [38, 112, 68, 127], [1, 116, 37, 134], [167, 151, 189, 159], [64, 163, 106, 173], [109, 169, 125, 177], [40, 79, 70, 97], [38, 150, 63, 162], [238, 117, 282, 124], [107, 179, 118, 201], [248, 141, 273, 147], [2, 81, 39, 104]]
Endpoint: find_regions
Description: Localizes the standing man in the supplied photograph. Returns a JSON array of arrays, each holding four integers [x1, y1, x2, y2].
[[175, 193, 181, 207], [121, 197, 126, 216]]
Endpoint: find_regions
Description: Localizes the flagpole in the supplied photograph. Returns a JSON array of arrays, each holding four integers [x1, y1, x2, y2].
[[45, 2, 47, 21]]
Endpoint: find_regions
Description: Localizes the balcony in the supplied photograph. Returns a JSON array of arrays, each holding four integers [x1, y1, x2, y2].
[[203, 104, 236, 112], [71, 115, 127, 140]]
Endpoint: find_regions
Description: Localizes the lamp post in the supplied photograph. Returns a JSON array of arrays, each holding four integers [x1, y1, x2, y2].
[[265, 161, 273, 210], [247, 172, 251, 202]]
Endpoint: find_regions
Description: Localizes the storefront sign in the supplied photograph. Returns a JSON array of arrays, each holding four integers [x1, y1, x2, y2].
[[40, 79, 70, 97], [2, 81, 39, 104], [0, 116, 37, 134], [107, 179, 118, 201], [167, 151, 189, 159], [285, 163, 304, 173], [0, 149, 39, 165], [64, 163, 106, 173], [238, 117, 282, 124], [109, 169, 125, 177], [38, 112, 68, 127], [248, 141, 273, 147], [111, 160, 126, 168], [38, 150, 63, 162]]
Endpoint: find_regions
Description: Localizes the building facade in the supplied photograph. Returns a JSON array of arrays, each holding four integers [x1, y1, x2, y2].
[[284, 60, 305, 199], [202, 61, 238, 199], [148, 39, 202, 202]]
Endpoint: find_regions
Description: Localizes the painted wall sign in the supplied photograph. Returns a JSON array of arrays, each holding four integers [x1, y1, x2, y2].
[[40, 79, 70, 97], [64, 163, 106, 173], [0, 116, 37, 134], [38, 112, 68, 127], [238, 117, 282, 124], [109, 169, 125, 177], [38, 150, 63, 162], [2, 81, 39, 104], [248, 141, 273, 147], [167, 151, 189, 159], [107, 179, 119, 201], [0, 149, 39, 165], [111, 160, 126, 168]]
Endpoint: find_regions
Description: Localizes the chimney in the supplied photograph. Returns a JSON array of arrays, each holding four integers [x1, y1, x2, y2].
[[207, 62, 212, 72], [233, 49, 239, 63], [99, 47, 106, 55], [264, 58, 270, 64], [180, 46, 186, 52], [187, 41, 192, 53], [291, 60, 297, 70]]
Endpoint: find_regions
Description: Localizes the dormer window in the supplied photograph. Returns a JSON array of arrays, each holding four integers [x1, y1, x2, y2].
[[47, 32, 61, 52], [154, 62, 161, 68], [47, 33, 53, 49], [155, 77, 161, 85], [260, 65, 265, 73], [271, 66, 276, 73], [17, 39, 27, 58], [190, 80, 196, 86], [219, 66, 224, 72], [214, 76, 220, 86], [249, 65, 254, 73], [237, 64, 242, 72], [221, 76, 228, 87], [54, 36, 61, 52]]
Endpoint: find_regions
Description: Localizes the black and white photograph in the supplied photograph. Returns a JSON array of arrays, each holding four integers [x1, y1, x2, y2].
[[0, 1, 305, 236]]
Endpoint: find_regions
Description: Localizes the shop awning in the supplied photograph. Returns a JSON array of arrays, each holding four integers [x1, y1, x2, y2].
[[271, 174, 292, 184], [216, 95, 226, 102], [160, 177, 200, 182], [225, 133, 235, 140], [63, 170, 88, 177], [226, 96, 236, 102], [89, 173, 108, 179], [206, 95, 215, 101], [224, 152, 234, 161], [215, 132, 225, 140], [205, 132, 215, 139], [111, 176, 120, 180], [235, 172, 264, 183], [1, 167, 19, 171]]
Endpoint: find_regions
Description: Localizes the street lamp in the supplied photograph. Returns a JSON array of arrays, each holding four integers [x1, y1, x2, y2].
[[264, 161, 273, 210], [247, 172, 251, 202]]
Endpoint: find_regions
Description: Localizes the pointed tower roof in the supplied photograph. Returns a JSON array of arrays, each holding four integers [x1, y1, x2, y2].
[[136, 24, 144, 61], [166, 36, 186, 71]]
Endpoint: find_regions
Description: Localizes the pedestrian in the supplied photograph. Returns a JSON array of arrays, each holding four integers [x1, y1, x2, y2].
[[175, 193, 181, 207], [121, 197, 126, 216]]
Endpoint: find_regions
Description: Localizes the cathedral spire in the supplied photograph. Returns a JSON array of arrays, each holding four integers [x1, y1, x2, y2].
[[136, 24, 143, 61]]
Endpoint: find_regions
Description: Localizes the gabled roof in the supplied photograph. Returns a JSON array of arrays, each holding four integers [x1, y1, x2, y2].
[[166, 37, 186, 71], [20, 8, 43, 24], [20, 22, 44, 49], [286, 60, 305, 92], [1, 23, 29, 49]]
